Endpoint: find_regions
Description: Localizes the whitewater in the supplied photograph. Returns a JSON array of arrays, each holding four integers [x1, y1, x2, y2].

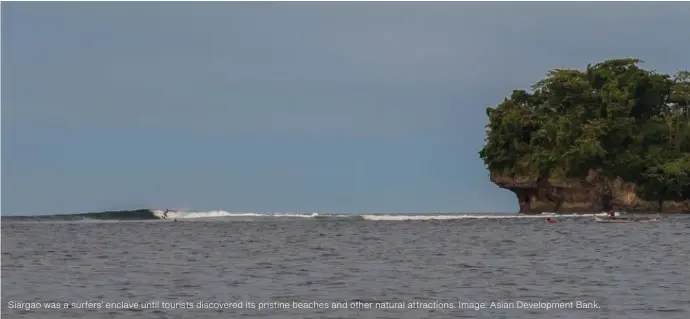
[[149, 209, 625, 221], [1, 209, 624, 223]]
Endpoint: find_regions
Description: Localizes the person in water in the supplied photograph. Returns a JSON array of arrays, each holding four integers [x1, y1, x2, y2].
[[163, 209, 169, 218], [608, 211, 616, 220]]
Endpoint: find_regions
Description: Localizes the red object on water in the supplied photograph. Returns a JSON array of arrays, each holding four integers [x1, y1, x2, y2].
[[546, 218, 557, 223]]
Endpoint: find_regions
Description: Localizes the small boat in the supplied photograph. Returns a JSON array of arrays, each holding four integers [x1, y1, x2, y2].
[[594, 216, 635, 223], [594, 216, 661, 223]]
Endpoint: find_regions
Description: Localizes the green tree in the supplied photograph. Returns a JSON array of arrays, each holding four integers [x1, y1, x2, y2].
[[479, 58, 690, 202]]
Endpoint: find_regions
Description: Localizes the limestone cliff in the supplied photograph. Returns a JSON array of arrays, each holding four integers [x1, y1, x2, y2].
[[491, 169, 690, 214]]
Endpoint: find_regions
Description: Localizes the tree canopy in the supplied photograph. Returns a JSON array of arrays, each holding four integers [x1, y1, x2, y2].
[[479, 58, 690, 201]]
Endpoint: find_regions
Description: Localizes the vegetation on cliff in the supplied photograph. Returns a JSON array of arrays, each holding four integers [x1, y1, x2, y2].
[[479, 58, 690, 202]]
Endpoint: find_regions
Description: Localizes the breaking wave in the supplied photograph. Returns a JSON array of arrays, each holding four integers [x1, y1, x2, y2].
[[2, 209, 160, 221], [359, 213, 612, 221], [1, 209, 621, 222], [150, 210, 323, 220]]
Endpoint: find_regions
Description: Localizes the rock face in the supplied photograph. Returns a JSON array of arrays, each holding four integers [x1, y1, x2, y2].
[[491, 169, 690, 214]]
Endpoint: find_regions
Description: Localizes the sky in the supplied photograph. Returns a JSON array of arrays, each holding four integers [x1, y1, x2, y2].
[[2, 2, 690, 215]]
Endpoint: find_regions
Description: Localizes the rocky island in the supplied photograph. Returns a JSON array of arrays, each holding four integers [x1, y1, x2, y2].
[[479, 58, 689, 214]]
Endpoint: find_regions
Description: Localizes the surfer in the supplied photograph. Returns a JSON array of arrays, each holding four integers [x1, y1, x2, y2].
[[546, 218, 556, 223], [163, 209, 169, 219], [608, 211, 616, 220]]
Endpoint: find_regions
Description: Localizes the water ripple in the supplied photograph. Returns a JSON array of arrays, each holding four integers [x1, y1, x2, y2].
[[2, 216, 690, 319]]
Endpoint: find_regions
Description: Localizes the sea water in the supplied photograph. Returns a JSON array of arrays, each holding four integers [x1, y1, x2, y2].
[[2, 213, 689, 319]]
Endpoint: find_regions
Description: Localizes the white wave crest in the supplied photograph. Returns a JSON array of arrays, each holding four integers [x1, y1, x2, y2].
[[361, 213, 607, 221], [151, 210, 319, 219], [151, 210, 616, 221]]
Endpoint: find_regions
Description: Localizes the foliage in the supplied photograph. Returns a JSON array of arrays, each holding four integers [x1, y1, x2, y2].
[[479, 58, 690, 201]]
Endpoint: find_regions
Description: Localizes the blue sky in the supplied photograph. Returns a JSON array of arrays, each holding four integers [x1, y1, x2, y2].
[[2, 2, 689, 215]]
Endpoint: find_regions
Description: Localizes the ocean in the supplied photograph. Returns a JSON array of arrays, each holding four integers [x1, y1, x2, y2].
[[2, 211, 689, 319]]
